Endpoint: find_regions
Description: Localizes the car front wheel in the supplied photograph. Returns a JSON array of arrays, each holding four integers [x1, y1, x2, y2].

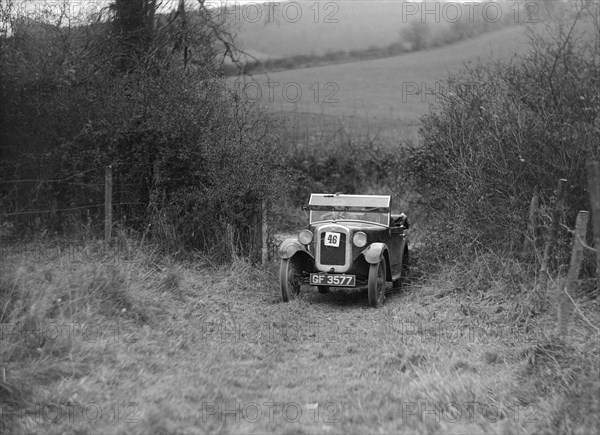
[[280, 259, 301, 302], [368, 260, 386, 307]]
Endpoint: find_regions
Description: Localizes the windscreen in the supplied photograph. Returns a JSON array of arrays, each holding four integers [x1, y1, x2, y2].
[[310, 206, 389, 225]]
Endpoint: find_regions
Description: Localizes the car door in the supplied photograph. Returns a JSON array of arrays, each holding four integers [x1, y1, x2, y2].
[[388, 223, 406, 278]]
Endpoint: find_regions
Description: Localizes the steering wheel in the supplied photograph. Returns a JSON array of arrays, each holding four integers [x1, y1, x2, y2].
[[321, 211, 345, 220], [321, 210, 361, 221]]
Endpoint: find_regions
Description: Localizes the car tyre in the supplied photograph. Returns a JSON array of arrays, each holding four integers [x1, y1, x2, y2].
[[368, 260, 386, 307], [280, 259, 301, 302]]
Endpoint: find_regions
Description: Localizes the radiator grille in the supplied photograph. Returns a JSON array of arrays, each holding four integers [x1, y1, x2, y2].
[[319, 233, 346, 266]]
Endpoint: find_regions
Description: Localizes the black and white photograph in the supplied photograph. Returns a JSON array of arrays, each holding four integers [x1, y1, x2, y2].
[[1, 0, 599, 433]]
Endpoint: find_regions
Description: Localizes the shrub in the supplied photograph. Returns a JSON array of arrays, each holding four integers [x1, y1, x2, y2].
[[276, 118, 402, 212], [0, 1, 287, 261], [401, 3, 599, 260]]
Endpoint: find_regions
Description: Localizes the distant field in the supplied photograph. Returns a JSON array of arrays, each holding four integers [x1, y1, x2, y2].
[[236, 1, 409, 57], [235, 1, 521, 58], [235, 25, 531, 142]]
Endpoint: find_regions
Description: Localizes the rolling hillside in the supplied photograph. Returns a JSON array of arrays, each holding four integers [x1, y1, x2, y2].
[[235, 25, 531, 141], [235, 0, 521, 59], [236, 0, 410, 58]]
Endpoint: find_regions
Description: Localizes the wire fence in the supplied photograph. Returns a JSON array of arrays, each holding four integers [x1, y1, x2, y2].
[[1, 163, 153, 238], [1, 162, 272, 264]]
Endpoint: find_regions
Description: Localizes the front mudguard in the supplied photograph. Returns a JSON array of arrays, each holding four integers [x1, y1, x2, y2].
[[361, 243, 388, 264], [278, 238, 315, 275], [361, 243, 391, 281], [278, 238, 312, 260]]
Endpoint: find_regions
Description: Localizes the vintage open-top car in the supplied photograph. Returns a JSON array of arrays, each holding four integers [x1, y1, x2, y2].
[[278, 193, 409, 307]]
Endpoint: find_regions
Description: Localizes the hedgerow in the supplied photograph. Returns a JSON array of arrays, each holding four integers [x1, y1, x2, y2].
[[400, 3, 599, 264]]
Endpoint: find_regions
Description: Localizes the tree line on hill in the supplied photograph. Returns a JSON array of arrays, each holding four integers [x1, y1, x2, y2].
[[224, 0, 536, 76]]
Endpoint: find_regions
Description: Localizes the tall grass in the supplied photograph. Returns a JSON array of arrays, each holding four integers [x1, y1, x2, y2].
[[0, 238, 174, 432], [0, 236, 597, 434], [409, 246, 600, 435]]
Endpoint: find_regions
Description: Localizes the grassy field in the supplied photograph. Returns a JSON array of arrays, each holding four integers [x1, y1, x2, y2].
[[236, 1, 412, 58], [235, 1, 520, 59], [2, 241, 598, 434], [235, 25, 531, 143]]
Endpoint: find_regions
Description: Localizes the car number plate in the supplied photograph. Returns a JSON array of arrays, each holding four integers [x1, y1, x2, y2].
[[324, 232, 341, 247], [310, 274, 356, 287]]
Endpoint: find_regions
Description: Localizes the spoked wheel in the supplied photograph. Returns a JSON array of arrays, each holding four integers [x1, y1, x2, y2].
[[368, 259, 386, 307], [280, 259, 301, 302]]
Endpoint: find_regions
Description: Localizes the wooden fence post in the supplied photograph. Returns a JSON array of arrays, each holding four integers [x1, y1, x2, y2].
[[538, 178, 567, 296], [557, 210, 589, 337], [105, 165, 113, 242], [521, 186, 539, 260], [586, 161, 600, 289], [261, 200, 268, 266]]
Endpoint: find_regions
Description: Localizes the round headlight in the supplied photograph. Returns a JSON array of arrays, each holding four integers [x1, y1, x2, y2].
[[353, 231, 367, 248], [298, 229, 313, 245]]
